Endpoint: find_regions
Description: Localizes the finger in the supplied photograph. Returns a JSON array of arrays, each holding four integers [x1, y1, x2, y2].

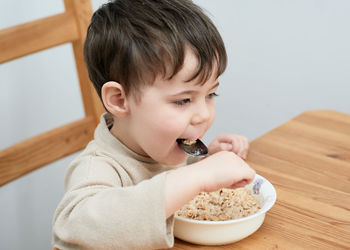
[[231, 137, 241, 154], [213, 133, 234, 143], [234, 137, 244, 158], [244, 140, 250, 159], [238, 136, 249, 159], [219, 142, 233, 151], [242, 150, 248, 160], [242, 139, 249, 159], [214, 134, 239, 147], [230, 179, 248, 189], [208, 140, 223, 154]]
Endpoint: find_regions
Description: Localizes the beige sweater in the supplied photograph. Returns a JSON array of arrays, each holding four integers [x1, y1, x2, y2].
[[52, 113, 179, 250]]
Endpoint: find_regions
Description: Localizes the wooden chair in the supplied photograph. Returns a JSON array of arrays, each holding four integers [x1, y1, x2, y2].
[[0, 0, 104, 186]]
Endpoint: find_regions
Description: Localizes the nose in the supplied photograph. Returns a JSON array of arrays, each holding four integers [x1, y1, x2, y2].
[[191, 100, 212, 125]]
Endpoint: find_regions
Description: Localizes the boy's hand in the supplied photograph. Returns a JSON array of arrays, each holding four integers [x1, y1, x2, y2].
[[195, 151, 255, 193], [165, 150, 255, 218], [208, 134, 249, 160]]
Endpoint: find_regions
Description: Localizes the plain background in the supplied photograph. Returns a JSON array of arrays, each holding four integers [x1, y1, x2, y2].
[[1, 0, 349, 249]]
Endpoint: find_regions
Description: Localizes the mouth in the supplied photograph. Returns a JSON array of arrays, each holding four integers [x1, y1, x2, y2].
[[176, 138, 208, 156]]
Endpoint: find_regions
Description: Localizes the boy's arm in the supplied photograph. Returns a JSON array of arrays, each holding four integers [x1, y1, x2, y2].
[[165, 163, 202, 218], [53, 158, 174, 250], [165, 151, 255, 218]]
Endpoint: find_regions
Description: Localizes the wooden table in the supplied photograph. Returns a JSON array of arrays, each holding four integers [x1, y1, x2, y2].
[[173, 110, 350, 249]]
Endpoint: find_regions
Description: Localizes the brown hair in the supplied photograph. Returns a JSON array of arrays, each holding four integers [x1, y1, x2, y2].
[[84, 0, 227, 100]]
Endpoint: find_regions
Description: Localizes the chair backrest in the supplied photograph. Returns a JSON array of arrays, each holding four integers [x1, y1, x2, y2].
[[0, 0, 104, 186]]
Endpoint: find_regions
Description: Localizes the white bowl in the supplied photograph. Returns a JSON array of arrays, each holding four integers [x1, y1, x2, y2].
[[174, 174, 276, 245]]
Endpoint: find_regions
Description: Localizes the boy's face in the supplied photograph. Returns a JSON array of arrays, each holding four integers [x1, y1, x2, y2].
[[124, 50, 219, 165]]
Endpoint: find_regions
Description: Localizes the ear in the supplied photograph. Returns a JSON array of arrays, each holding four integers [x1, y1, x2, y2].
[[101, 81, 129, 118]]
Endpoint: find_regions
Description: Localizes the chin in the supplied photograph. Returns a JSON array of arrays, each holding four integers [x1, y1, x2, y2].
[[158, 153, 188, 166], [151, 142, 188, 165]]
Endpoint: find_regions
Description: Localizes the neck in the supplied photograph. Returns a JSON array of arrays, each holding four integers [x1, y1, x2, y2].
[[110, 117, 147, 157]]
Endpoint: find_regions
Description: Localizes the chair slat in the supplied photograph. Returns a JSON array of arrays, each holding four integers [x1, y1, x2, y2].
[[64, 0, 106, 122], [0, 117, 95, 186], [0, 11, 78, 64], [0, 0, 104, 186]]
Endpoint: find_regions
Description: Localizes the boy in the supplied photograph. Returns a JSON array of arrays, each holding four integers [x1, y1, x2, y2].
[[52, 0, 255, 249]]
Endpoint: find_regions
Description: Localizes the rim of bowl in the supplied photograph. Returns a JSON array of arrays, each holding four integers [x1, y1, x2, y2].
[[174, 173, 277, 225]]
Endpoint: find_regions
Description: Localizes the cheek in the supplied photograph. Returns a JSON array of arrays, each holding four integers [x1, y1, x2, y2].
[[135, 104, 186, 145], [208, 102, 216, 126], [211, 107, 216, 123], [150, 112, 185, 139], [141, 113, 186, 161]]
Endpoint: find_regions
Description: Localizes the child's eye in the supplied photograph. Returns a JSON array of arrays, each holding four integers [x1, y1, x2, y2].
[[207, 92, 219, 99], [174, 98, 191, 106]]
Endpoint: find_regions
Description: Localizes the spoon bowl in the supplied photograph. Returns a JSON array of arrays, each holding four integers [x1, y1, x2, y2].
[[177, 139, 208, 156]]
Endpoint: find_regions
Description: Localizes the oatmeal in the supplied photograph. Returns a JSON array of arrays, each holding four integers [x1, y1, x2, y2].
[[176, 188, 262, 221]]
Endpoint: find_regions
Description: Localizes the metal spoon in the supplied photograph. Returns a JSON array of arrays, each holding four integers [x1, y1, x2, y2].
[[177, 138, 208, 157]]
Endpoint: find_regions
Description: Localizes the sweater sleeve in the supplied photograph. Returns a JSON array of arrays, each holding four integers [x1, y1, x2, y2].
[[52, 156, 174, 250]]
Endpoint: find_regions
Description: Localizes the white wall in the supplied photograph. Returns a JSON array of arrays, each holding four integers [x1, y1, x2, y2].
[[1, 0, 349, 249]]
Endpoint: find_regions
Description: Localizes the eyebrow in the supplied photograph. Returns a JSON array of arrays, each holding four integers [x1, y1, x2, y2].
[[170, 82, 220, 96]]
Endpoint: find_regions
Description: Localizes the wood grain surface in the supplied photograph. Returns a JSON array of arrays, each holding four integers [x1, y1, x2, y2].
[[0, 0, 105, 186], [0, 117, 95, 186], [173, 110, 350, 250], [0, 12, 78, 64]]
